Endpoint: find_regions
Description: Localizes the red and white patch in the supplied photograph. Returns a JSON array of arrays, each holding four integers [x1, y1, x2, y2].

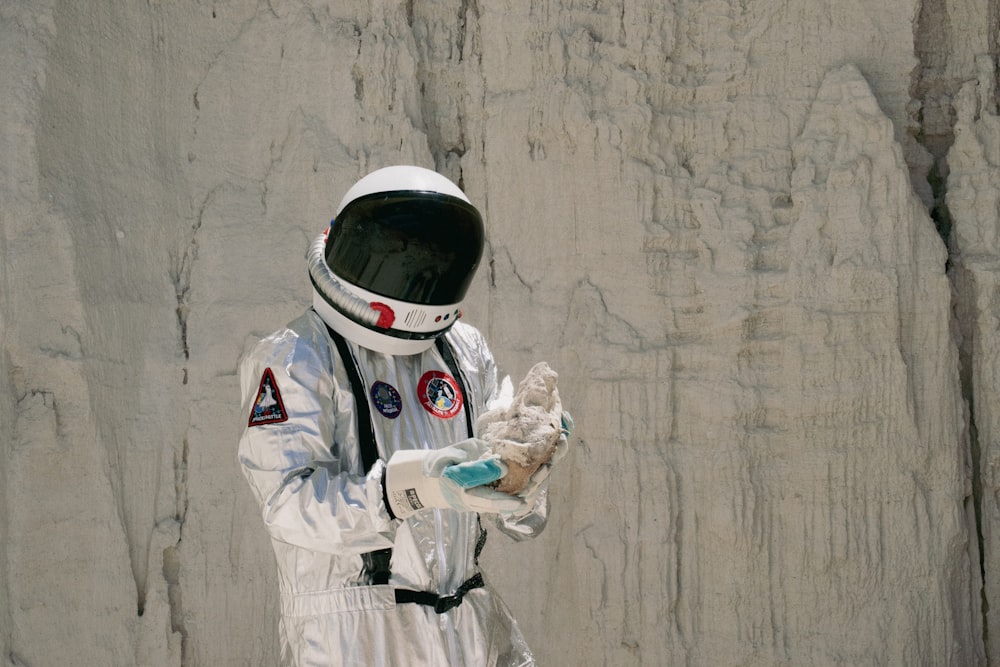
[[417, 370, 463, 419], [248, 368, 288, 426]]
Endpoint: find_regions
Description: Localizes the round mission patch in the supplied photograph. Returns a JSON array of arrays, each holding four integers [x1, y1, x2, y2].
[[370, 380, 402, 419], [417, 370, 463, 419]]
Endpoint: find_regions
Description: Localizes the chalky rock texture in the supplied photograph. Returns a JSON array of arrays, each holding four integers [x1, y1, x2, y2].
[[477, 361, 563, 494], [949, 68, 1000, 664], [0, 1, 995, 665]]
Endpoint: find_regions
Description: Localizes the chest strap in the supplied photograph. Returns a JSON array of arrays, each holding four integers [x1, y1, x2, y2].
[[327, 325, 380, 474], [326, 322, 474, 474], [323, 319, 487, 608]]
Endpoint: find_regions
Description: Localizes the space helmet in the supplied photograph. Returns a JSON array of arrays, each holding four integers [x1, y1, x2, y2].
[[307, 165, 485, 355]]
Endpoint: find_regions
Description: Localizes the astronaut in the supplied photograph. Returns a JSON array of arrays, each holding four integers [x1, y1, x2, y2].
[[238, 166, 565, 666]]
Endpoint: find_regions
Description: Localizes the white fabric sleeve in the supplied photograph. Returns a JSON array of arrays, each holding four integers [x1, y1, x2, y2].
[[237, 332, 397, 556]]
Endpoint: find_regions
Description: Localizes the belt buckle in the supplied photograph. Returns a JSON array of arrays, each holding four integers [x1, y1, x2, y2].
[[434, 594, 462, 614]]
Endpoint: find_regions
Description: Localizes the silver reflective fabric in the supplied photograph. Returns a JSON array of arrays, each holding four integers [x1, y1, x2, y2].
[[238, 311, 546, 666]]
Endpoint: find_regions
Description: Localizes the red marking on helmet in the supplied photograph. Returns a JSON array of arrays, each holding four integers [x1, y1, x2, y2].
[[370, 302, 395, 328]]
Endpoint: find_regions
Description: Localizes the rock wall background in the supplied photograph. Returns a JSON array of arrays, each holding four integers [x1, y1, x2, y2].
[[1, 0, 996, 665]]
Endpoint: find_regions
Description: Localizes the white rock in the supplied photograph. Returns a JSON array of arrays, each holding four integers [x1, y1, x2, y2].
[[477, 362, 563, 494]]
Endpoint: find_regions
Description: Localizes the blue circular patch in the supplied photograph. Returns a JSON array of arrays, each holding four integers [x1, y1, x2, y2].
[[370, 381, 402, 419]]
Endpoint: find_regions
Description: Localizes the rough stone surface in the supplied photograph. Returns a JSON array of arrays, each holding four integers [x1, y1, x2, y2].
[[949, 67, 1000, 665], [0, 1, 995, 665], [478, 361, 563, 494]]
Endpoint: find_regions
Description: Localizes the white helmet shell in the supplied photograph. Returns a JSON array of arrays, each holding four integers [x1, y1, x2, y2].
[[309, 166, 484, 355], [335, 165, 472, 215]]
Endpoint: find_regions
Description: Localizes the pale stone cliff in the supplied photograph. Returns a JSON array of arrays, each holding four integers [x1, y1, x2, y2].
[[1, 1, 996, 665]]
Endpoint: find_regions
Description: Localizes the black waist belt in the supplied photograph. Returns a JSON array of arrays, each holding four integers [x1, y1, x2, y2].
[[394, 573, 484, 614]]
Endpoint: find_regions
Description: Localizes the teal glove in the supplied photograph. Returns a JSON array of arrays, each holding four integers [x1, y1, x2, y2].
[[443, 458, 506, 488], [385, 439, 525, 518], [561, 411, 574, 435], [445, 416, 571, 490], [551, 411, 574, 465]]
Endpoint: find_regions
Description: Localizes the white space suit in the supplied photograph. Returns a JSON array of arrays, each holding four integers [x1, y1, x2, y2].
[[238, 166, 550, 666]]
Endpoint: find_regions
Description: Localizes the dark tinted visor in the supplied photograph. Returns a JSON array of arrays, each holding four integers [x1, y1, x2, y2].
[[325, 191, 485, 306]]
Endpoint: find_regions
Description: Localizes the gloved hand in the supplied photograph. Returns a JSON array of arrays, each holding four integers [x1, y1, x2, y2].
[[561, 411, 574, 436], [442, 457, 507, 488], [384, 438, 527, 519], [551, 411, 574, 465], [515, 411, 573, 511]]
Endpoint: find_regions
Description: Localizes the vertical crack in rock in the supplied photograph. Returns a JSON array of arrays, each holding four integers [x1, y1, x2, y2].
[[912, 0, 995, 652], [993, 1, 1000, 115], [407, 0, 476, 184], [911, 0, 960, 244], [170, 234, 193, 383], [964, 369, 989, 657], [162, 543, 187, 661], [164, 188, 204, 658], [167, 197, 203, 658], [171, 192, 210, 386], [164, 435, 190, 662], [1, 366, 12, 664]]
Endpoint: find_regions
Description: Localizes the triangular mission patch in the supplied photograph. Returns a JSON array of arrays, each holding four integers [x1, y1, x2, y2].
[[248, 367, 288, 426]]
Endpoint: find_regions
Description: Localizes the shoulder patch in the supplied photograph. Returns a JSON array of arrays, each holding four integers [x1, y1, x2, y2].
[[248, 367, 288, 426]]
